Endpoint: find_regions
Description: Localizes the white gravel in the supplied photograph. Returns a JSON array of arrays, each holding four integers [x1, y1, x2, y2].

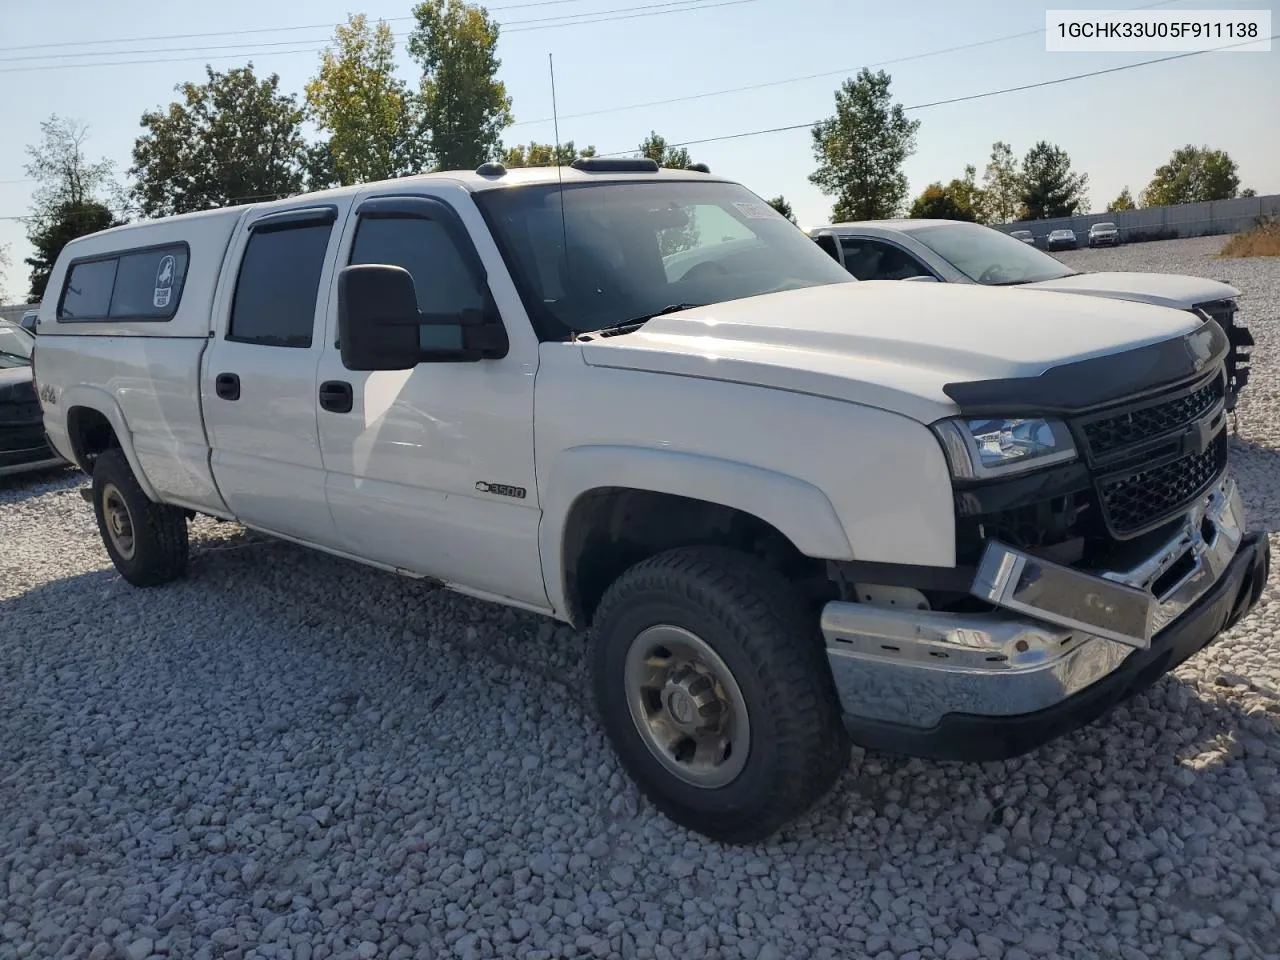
[[3, 235, 1280, 960]]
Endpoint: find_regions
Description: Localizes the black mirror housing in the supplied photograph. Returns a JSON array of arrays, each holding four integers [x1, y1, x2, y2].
[[337, 264, 510, 370], [338, 264, 422, 371]]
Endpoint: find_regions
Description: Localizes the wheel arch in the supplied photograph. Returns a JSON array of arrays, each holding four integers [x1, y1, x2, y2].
[[59, 387, 160, 502], [540, 445, 854, 628]]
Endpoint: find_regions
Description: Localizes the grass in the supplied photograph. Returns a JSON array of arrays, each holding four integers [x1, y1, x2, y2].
[[1220, 217, 1280, 258]]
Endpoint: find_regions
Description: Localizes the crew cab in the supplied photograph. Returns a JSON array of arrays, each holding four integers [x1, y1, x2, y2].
[[33, 160, 1270, 843]]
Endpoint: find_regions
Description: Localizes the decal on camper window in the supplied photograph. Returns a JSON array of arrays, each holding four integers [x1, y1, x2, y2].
[[153, 255, 177, 309]]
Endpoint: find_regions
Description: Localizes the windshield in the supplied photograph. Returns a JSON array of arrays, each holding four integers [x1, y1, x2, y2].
[[1092, 222, 1116, 231], [473, 179, 854, 338], [905, 222, 1078, 285], [0, 321, 34, 367]]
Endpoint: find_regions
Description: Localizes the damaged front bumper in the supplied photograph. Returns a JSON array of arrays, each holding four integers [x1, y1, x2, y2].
[[822, 475, 1270, 761]]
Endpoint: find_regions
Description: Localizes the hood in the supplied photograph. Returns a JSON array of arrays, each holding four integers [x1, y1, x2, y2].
[[579, 281, 1203, 423], [1020, 271, 1239, 310]]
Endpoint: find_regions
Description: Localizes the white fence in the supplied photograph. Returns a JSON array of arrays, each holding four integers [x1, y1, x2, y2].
[[996, 194, 1280, 244]]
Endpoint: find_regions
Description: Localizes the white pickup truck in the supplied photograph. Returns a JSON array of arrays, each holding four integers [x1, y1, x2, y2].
[[33, 159, 1270, 843]]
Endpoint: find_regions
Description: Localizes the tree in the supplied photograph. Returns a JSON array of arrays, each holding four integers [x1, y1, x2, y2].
[[767, 196, 797, 224], [502, 141, 595, 167], [131, 64, 308, 218], [25, 201, 117, 301], [909, 183, 978, 222], [809, 69, 920, 222], [1241, 187, 1257, 198], [305, 14, 424, 186], [21, 116, 124, 301], [1107, 187, 1136, 213], [409, 0, 513, 172], [637, 131, 692, 169], [1141, 145, 1241, 207], [1020, 141, 1089, 219], [0, 243, 10, 303], [981, 141, 1024, 223]]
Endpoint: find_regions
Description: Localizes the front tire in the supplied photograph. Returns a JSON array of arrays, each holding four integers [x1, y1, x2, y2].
[[91, 448, 189, 587], [590, 545, 849, 844]]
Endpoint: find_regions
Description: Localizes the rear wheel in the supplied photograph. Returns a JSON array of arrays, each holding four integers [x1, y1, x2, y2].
[[590, 545, 849, 844], [91, 448, 189, 587]]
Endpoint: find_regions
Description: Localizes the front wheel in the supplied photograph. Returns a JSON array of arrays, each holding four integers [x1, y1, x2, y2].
[[91, 448, 189, 587], [590, 545, 849, 844]]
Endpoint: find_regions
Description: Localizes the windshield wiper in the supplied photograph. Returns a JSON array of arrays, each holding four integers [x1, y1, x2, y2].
[[575, 303, 704, 341], [0, 349, 30, 362]]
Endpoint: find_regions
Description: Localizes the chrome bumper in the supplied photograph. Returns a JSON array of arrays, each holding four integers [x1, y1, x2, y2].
[[823, 475, 1246, 729]]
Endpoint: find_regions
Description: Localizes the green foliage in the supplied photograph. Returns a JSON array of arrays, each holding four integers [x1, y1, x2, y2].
[[0, 243, 10, 303], [1241, 188, 1257, 198], [502, 141, 595, 167], [305, 14, 425, 186], [21, 115, 124, 301], [981, 141, 1024, 223], [1141, 145, 1241, 206], [909, 184, 976, 222], [26, 200, 117, 301], [131, 64, 308, 218], [1020, 141, 1089, 219], [1107, 186, 1136, 213], [909, 166, 985, 222], [410, 0, 513, 172], [637, 131, 692, 169], [767, 196, 797, 224], [809, 69, 920, 222]]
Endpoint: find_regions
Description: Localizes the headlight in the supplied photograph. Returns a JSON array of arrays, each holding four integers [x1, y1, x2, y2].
[[932, 417, 1077, 479]]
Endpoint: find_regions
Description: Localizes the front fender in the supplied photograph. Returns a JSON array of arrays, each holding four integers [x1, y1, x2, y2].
[[538, 443, 854, 617], [50, 385, 161, 502]]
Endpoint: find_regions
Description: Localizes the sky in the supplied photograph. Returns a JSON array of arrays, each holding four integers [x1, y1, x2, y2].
[[0, 0, 1276, 302]]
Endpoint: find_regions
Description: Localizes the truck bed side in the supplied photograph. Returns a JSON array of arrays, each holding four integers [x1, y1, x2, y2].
[[35, 206, 247, 516]]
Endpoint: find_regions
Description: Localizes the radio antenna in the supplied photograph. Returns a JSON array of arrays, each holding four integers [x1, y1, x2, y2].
[[549, 52, 571, 314]]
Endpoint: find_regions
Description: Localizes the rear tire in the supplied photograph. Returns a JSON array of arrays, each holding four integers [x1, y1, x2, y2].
[[590, 545, 849, 844], [91, 448, 189, 587]]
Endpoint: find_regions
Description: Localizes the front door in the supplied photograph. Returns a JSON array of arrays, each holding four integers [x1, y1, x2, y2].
[[201, 205, 345, 543], [314, 188, 547, 609]]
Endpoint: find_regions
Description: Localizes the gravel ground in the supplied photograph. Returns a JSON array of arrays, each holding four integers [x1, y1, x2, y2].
[[3, 235, 1280, 960]]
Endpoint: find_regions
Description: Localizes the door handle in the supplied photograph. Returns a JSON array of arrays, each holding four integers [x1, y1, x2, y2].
[[319, 380, 354, 414], [215, 372, 240, 401]]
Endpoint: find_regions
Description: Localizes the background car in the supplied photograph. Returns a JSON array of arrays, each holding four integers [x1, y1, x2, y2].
[[1046, 228, 1078, 250], [1089, 222, 1122, 247], [808, 219, 1254, 409], [1010, 229, 1035, 245], [0, 319, 65, 479]]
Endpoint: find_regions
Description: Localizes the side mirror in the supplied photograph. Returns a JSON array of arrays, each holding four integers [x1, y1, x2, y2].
[[337, 264, 509, 371]]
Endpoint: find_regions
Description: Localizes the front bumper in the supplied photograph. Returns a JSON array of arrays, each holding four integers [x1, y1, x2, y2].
[[823, 475, 1270, 761]]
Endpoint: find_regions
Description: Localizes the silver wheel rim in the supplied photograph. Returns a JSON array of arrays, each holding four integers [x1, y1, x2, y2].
[[101, 483, 136, 561], [623, 624, 751, 789]]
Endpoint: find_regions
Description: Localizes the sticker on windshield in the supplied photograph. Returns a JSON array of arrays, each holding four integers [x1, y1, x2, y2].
[[733, 201, 778, 220], [153, 255, 176, 309]]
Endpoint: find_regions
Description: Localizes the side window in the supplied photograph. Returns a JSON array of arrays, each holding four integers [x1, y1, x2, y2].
[[349, 215, 486, 351], [60, 259, 118, 319], [58, 243, 190, 321], [349, 216, 485, 314], [229, 222, 333, 348], [110, 247, 189, 318], [869, 242, 931, 281], [838, 239, 932, 281]]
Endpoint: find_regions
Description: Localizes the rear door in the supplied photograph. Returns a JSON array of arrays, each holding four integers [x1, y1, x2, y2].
[[200, 205, 345, 543]]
